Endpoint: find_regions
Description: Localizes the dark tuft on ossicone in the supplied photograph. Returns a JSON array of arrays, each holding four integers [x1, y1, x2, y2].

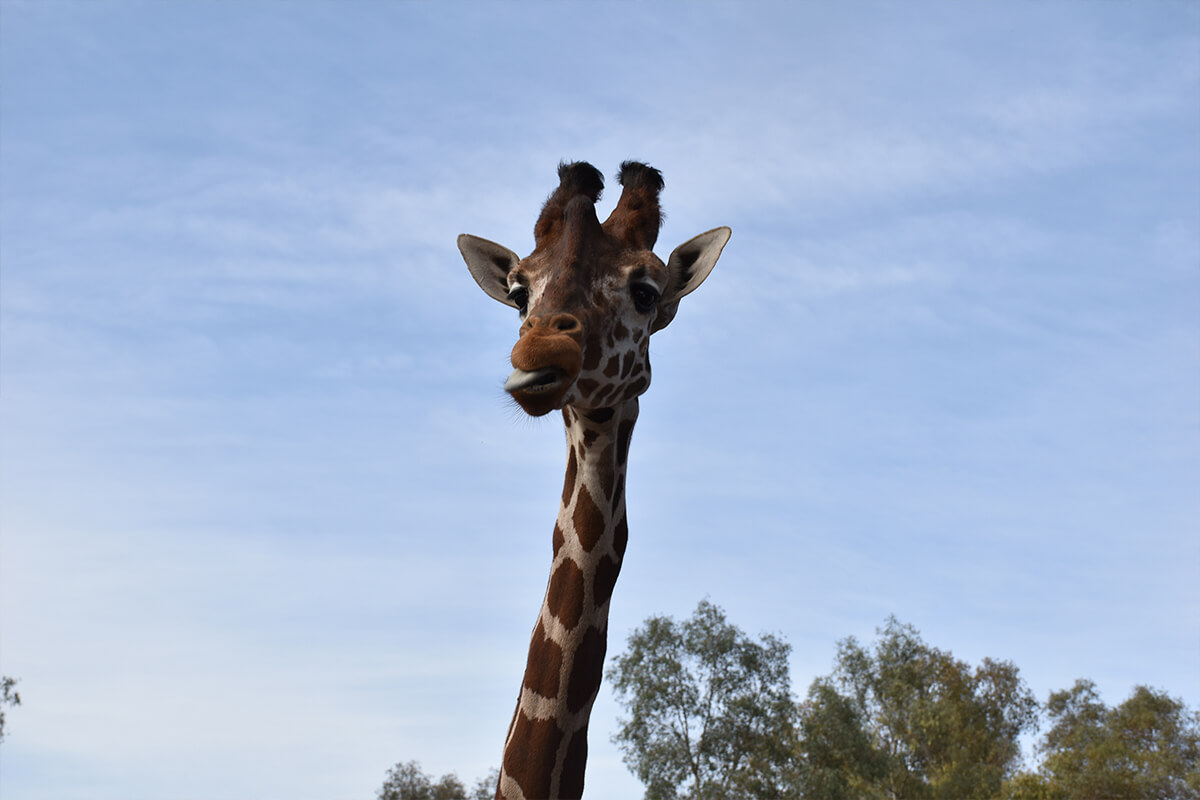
[[536, 161, 606, 246], [557, 161, 605, 203], [616, 161, 664, 194]]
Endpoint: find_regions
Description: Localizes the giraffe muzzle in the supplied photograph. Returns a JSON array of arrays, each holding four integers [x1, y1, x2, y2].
[[507, 329, 584, 415]]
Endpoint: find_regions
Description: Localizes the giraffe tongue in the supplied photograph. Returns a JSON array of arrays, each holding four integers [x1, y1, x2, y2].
[[504, 367, 561, 394]]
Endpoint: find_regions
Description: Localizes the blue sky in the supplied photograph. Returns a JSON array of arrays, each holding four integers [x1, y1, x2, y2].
[[1, 1, 1197, 797]]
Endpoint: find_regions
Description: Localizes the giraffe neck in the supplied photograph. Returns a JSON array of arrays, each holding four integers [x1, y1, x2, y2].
[[498, 398, 638, 800]]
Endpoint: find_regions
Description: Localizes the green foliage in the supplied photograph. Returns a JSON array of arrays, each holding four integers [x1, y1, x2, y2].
[[1036, 680, 1200, 799], [0, 676, 20, 743], [377, 761, 497, 800], [799, 680, 888, 800], [801, 617, 1039, 800], [1001, 770, 1067, 800], [608, 599, 800, 800]]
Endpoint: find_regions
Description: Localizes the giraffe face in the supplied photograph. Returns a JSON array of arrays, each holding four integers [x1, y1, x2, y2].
[[501, 245, 668, 415], [459, 161, 731, 417]]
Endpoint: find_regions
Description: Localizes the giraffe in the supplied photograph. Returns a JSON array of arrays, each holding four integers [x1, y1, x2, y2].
[[458, 161, 730, 800]]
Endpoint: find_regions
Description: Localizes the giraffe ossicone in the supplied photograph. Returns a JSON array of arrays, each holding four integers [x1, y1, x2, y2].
[[458, 161, 730, 800]]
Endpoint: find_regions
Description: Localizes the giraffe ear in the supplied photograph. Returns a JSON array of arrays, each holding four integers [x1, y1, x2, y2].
[[458, 234, 521, 308], [652, 226, 731, 332]]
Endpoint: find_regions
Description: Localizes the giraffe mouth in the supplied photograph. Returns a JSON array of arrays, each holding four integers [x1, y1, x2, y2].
[[507, 331, 582, 415], [504, 367, 564, 395]]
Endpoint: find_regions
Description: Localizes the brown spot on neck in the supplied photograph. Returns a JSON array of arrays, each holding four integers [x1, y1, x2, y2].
[[585, 407, 614, 423], [523, 621, 563, 698], [546, 559, 585, 630], [558, 729, 589, 799], [503, 712, 562, 800], [572, 484, 605, 552], [562, 445, 578, 507], [566, 625, 607, 713], [593, 555, 621, 610]]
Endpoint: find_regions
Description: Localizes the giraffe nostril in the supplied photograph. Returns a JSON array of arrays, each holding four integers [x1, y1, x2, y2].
[[553, 314, 581, 333], [525, 313, 582, 336]]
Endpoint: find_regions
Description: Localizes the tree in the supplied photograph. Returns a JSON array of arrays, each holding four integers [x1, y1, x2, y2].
[[799, 680, 889, 800], [608, 599, 800, 800], [0, 676, 19, 743], [1020, 679, 1200, 800], [377, 761, 497, 800], [804, 617, 1039, 800]]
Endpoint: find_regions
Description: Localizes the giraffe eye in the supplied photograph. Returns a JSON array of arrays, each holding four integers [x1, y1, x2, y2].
[[507, 286, 529, 312], [630, 284, 660, 313]]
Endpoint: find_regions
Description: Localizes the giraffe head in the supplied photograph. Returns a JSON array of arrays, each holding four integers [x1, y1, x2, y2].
[[459, 161, 731, 416]]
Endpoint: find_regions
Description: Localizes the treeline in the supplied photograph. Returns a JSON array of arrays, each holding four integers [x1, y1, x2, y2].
[[379, 601, 1200, 800], [376, 761, 497, 800], [610, 601, 1199, 800]]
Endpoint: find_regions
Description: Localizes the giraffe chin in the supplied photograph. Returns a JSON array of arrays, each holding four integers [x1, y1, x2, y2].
[[505, 367, 573, 416]]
